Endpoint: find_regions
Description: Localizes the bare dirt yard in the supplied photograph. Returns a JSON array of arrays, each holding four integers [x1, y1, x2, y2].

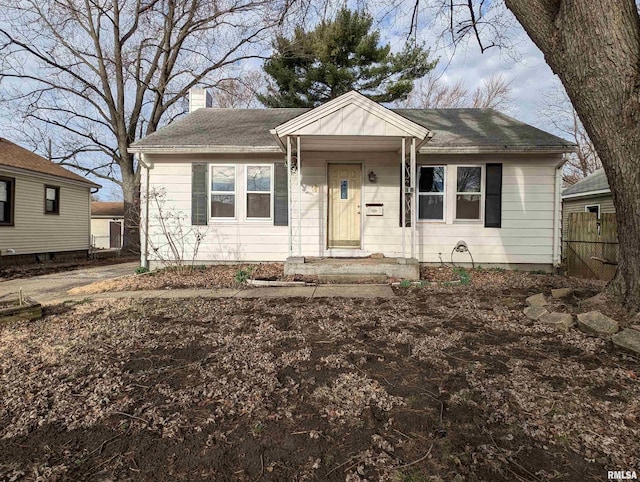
[[1, 271, 638, 481]]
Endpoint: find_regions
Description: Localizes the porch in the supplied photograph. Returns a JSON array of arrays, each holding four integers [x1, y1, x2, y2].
[[272, 91, 431, 265]]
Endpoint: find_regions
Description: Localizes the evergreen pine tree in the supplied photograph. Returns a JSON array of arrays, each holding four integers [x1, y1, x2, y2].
[[258, 9, 437, 107]]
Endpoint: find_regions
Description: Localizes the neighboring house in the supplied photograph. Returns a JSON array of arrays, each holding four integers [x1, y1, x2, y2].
[[561, 169, 613, 238], [129, 90, 575, 272], [91, 201, 124, 249], [0, 138, 100, 264]]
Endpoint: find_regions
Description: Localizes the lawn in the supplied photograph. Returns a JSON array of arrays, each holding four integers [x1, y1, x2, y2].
[[1, 271, 638, 481]]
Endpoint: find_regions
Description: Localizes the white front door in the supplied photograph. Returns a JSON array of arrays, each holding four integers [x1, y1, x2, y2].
[[327, 163, 361, 248]]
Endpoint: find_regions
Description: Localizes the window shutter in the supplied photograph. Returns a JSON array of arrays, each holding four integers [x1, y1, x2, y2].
[[485, 163, 502, 228], [274, 162, 288, 226], [191, 163, 208, 225]]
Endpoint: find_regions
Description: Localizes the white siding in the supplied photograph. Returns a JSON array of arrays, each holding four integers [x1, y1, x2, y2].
[[143, 152, 562, 266], [91, 217, 124, 249], [0, 169, 91, 255]]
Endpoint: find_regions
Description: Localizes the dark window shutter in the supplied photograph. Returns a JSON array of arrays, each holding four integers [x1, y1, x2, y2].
[[191, 163, 208, 225], [485, 163, 502, 228], [274, 162, 288, 226]]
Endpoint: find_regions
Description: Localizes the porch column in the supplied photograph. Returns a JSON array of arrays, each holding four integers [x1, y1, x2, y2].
[[287, 136, 292, 258], [411, 137, 417, 259]]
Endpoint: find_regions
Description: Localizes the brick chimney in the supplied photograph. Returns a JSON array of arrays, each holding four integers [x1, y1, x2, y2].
[[189, 88, 213, 113]]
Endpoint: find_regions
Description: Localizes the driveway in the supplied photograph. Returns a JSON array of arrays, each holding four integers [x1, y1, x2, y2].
[[0, 261, 138, 304]]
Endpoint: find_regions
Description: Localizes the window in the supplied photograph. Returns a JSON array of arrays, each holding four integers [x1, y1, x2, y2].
[[0, 176, 15, 226], [418, 166, 445, 221], [246, 165, 272, 219], [44, 186, 60, 214], [585, 204, 601, 219], [210, 165, 236, 218], [455, 166, 482, 220]]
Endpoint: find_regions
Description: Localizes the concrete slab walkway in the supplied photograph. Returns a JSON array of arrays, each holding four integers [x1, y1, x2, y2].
[[46, 284, 395, 304], [0, 262, 139, 303]]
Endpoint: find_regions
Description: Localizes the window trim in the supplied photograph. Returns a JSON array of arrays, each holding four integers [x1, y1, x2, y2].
[[584, 204, 601, 219], [245, 163, 274, 221], [44, 185, 61, 215], [417, 165, 446, 222], [209, 164, 237, 221], [454, 164, 484, 223], [0, 176, 15, 226]]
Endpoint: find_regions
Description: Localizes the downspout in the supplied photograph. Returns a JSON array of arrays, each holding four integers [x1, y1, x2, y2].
[[552, 155, 567, 268], [297, 136, 302, 257], [138, 154, 151, 269], [287, 136, 292, 258]]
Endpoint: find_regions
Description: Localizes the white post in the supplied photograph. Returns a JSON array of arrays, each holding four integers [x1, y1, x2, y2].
[[411, 137, 417, 259], [297, 136, 302, 257], [287, 136, 292, 258], [401, 137, 406, 259]]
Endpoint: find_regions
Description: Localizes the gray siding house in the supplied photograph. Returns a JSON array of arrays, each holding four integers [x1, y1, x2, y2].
[[0, 138, 100, 264], [561, 169, 613, 240]]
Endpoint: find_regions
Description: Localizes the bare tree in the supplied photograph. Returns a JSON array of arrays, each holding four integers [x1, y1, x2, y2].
[[210, 71, 265, 108], [470, 74, 513, 110], [537, 85, 601, 186], [400, 73, 513, 110], [0, 0, 292, 252]]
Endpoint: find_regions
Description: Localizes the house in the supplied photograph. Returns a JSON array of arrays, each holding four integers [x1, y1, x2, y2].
[[561, 168, 613, 238], [91, 201, 124, 249], [0, 138, 100, 264], [129, 90, 575, 276]]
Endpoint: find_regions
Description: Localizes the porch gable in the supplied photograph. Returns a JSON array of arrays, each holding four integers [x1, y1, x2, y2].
[[272, 90, 430, 141]]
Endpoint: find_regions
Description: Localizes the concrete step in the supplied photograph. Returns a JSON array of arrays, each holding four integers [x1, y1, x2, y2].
[[317, 274, 388, 284]]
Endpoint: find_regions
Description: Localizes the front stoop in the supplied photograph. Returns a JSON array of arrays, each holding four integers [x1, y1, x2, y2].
[[285, 257, 420, 281]]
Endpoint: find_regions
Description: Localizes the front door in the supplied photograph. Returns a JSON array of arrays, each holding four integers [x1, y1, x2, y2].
[[328, 163, 361, 248]]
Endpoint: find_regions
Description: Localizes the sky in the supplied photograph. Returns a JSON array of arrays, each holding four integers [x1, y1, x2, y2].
[[0, 1, 567, 201]]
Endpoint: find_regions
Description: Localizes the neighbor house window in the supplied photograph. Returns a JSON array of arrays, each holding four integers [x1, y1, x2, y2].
[[418, 166, 445, 221], [246, 165, 272, 219], [0, 176, 15, 226], [210, 165, 236, 218], [585, 204, 601, 219], [44, 186, 60, 214], [455, 166, 482, 221]]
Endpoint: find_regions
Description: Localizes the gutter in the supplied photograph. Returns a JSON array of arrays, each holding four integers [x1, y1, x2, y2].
[[127, 143, 576, 156], [419, 145, 578, 155], [562, 188, 611, 200], [128, 145, 283, 154]]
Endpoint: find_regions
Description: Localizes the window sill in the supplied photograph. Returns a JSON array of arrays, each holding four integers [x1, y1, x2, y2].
[[417, 220, 446, 224], [44, 212, 60, 216], [453, 219, 483, 224]]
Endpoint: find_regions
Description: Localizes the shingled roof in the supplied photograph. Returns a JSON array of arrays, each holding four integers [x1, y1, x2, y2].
[[91, 201, 124, 217], [562, 169, 610, 198], [130, 107, 575, 153], [0, 138, 99, 187]]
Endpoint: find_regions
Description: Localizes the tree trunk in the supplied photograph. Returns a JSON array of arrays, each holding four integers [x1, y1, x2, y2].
[[121, 165, 141, 255], [505, 0, 640, 310]]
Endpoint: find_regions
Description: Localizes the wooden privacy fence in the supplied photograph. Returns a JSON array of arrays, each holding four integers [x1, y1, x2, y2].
[[564, 212, 618, 281]]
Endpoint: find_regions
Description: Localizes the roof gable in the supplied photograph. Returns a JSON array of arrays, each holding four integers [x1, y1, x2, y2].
[[274, 91, 430, 140], [0, 138, 99, 187]]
